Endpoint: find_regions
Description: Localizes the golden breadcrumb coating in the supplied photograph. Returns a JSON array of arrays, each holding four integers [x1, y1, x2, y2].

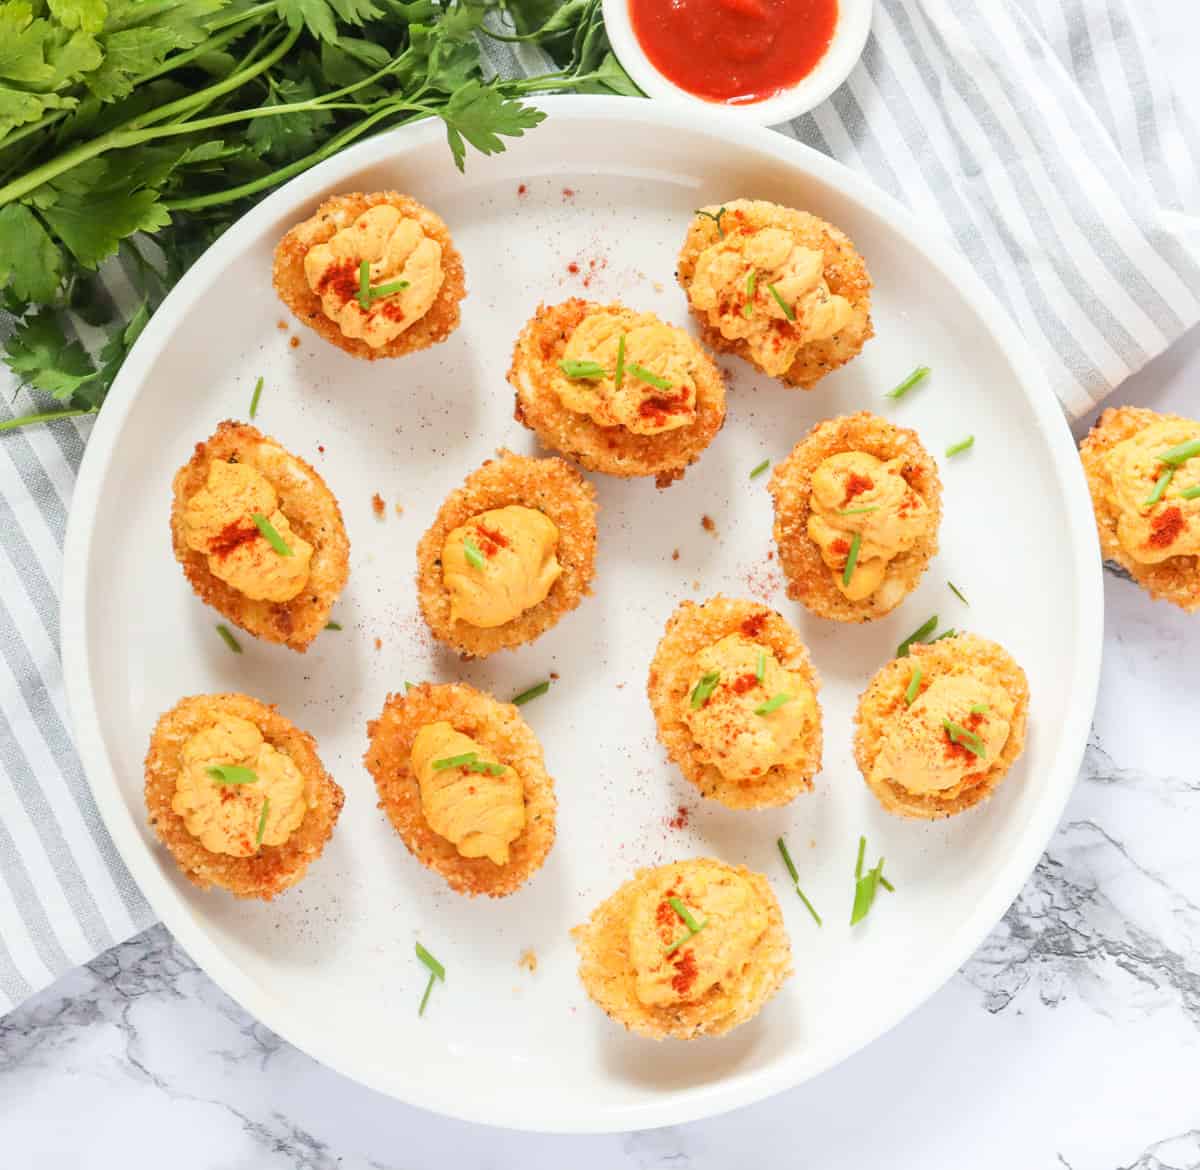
[[364, 683, 556, 897], [170, 420, 349, 652], [416, 448, 598, 658], [854, 632, 1029, 819], [676, 199, 873, 389], [508, 299, 727, 488], [571, 858, 792, 1040], [769, 411, 941, 622], [272, 191, 465, 360], [144, 693, 343, 899], [1080, 405, 1200, 611], [647, 595, 822, 809]]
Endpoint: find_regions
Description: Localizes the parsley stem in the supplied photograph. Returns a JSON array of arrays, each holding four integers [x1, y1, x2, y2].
[[0, 407, 97, 433]]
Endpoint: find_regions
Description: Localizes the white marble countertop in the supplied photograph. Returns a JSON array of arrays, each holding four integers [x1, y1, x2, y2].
[[4, 6, 1199, 1168]]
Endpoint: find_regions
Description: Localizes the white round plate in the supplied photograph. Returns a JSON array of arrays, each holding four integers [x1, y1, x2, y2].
[[62, 96, 1102, 1134]]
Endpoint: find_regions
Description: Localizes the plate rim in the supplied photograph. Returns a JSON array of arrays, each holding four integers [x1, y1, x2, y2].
[[60, 93, 1104, 1134]]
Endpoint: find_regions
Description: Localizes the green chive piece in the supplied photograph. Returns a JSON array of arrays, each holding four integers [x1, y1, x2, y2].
[[795, 884, 823, 926], [948, 581, 969, 606], [614, 334, 626, 390], [558, 359, 608, 380], [932, 628, 957, 641], [248, 376, 263, 419], [943, 718, 986, 758], [416, 941, 445, 981], [850, 861, 884, 925], [627, 362, 672, 390], [463, 535, 485, 569], [464, 760, 506, 776], [749, 459, 771, 479], [664, 920, 708, 956], [756, 650, 766, 683], [433, 751, 479, 771], [743, 269, 757, 318], [668, 896, 704, 934], [1143, 467, 1174, 508], [404, 681, 417, 692], [215, 624, 242, 654], [885, 365, 931, 400], [837, 505, 879, 516], [511, 680, 551, 706], [251, 512, 293, 556], [879, 873, 896, 894], [368, 279, 410, 299], [854, 835, 866, 881], [946, 435, 975, 457], [755, 693, 792, 716], [842, 531, 862, 586], [418, 971, 436, 1016], [690, 670, 721, 709], [255, 797, 270, 848], [767, 282, 796, 321], [1181, 485, 1200, 500], [324, 620, 342, 631], [695, 206, 727, 236], [904, 665, 922, 706], [206, 765, 258, 785], [777, 836, 821, 925], [357, 259, 371, 310], [1159, 438, 1200, 465], [896, 615, 938, 657], [970, 703, 990, 714]]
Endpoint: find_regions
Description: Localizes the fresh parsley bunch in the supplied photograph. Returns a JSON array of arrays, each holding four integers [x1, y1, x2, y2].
[[0, 0, 636, 432]]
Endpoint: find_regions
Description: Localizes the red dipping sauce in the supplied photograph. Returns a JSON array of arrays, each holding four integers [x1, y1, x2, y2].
[[628, 0, 838, 105]]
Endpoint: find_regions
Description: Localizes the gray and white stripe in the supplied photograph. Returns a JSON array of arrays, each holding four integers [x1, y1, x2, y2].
[[0, 0, 1197, 1015]]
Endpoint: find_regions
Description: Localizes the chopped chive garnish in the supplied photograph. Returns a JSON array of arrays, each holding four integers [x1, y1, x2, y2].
[[668, 896, 704, 934], [1143, 467, 1174, 508], [558, 358, 607, 380], [777, 836, 822, 926], [756, 649, 766, 683], [465, 760, 506, 776], [416, 941, 445, 1016], [1182, 485, 1200, 500], [932, 628, 957, 641], [215, 623, 243, 654], [665, 920, 708, 956], [433, 751, 479, 771], [356, 259, 409, 309], [463, 535, 485, 569], [946, 435, 975, 457], [854, 835, 866, 880], [324, 621, 342, 630], [948, 581, 969, 606], [743, 269, 757, 318], [511, 680, 551, 706], [767, 282, 795, 321], [749, 458, 771, 479], [206, 765, 258, 785], [896, 615, 938, 657], [842, 531, 862, 586], [1159, 438, 1200, 465], [850, 859, 885, 925], [368, 279, 410, 299], [695, 206, 727, 236], [904, 665, 922, 706], [970, 703, 990, 714], [879, 873, 896, 893], [251, 512, 293, 556], [627, 362, 672, 390], [418, 972, 436, 1016], [255, 797, 270, 848], [690, 670, 721, 709], [755, 693, 792, 716], [837, 505, 878, 515], [404, 681, 417, 691], [943, 718, 986, 757], [248, 376, 263, 419], [885, 365, 931, 400], [614, 334, 626, 390]]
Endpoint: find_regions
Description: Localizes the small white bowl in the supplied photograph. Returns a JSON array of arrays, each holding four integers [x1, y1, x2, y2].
[[601, 0, 872, 125]]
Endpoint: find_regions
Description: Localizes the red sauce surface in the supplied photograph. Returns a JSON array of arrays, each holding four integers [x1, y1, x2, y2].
[[629, 0, 838, 105]]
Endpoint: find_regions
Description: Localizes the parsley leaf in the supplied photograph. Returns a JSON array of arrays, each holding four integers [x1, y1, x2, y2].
[[4, 312, 98, 401], [275, 0, 382, 43], [440, 79, 546, 172], [0, 205, 64, 303]]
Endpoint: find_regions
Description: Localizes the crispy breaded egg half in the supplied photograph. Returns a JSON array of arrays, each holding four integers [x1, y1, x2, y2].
[[364, 682, 556, 898], [677, 199, 873, 388], [272, 191, 465, 360], [770, 411, 941, 623], [144, 692, 343, 899], [508, 299, 727, 488], [416, 448, 598, 658], [647, 596, 822, 809], [854, 632, 1029, 820], [170, 420, 349, 651], [1080, 405, 1200, 612], [571, 857, 792, 1041]]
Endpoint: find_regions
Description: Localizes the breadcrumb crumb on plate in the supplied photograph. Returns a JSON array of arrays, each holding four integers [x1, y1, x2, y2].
[[144, 692, 343, 899], [364, 682, 556, 898]]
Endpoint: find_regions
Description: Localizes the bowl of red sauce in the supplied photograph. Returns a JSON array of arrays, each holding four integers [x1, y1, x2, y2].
[[602, 0, 871, 124]]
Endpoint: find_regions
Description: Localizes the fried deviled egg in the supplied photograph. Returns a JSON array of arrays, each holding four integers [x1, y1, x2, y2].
[[365, 682, 556, 898], [572, 857, 792, 1041], [854, 632, 1029, 820], [171, 420, 349, 651], [1080, 406, 1200, 611], [677, 199, 873, 388], [416, 448, 598, 658], [144, 693, 343, 899], [769, 411, 941, 622], [647, 596, 822, 809], [272, 191, 465, 360], [508, 299, 727, 487]]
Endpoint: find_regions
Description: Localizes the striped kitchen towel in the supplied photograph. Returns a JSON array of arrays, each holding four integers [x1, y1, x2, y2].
[[2, 0, 1198, 1015]]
